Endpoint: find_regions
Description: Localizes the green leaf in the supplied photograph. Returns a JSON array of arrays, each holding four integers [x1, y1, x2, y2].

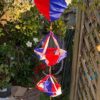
[[15, 25, 21, 29]]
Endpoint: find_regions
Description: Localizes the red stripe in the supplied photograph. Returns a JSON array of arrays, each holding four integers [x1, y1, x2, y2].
[[34, 0, 50, 21]]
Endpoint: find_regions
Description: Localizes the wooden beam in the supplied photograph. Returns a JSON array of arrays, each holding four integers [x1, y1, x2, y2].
[[70, 10, 84, 100]]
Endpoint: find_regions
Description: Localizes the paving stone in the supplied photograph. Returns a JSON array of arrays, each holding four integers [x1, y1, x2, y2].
[[9, 96, 16, 100], [22, 88, 40, 100], [13, 86, 27, 97], [11, 86, 18, 96], [11, 87, 41, 100]]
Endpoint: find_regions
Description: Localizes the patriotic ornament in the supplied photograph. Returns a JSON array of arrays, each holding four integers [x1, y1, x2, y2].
[[33, 0, 68, 98], [34, 31, 67, 66], [36, 74, 62, 97], [34, 0, 67, 21]]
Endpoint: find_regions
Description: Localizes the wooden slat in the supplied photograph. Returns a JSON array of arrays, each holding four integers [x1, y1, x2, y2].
[[82, 49, 98, 89], [82, 49, 97, 90], [81, 72, 92, 100], [97, 73, 100, 100], [94, 10, 100, 25], [70, 10, 84, 100], [93, 29, 100, 43], [82, 48, 99, 78], [79, 80, 87, 100], [78, 82, 83, 100], [84, 36, 90, 51], [78, 88, 83, 100], [81, 58, 96, 99], [70, 0, 100, 100], [85, 20, 92, 33]]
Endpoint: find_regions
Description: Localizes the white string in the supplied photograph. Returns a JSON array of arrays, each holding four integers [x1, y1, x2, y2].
[[50, 76, 58, 91]]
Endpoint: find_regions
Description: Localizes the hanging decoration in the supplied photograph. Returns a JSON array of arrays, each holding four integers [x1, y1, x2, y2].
[[34, 0, 67, 21], [34, 31, 67, 66], [36, 74, 62, 97], [33, 0, 68, 98]]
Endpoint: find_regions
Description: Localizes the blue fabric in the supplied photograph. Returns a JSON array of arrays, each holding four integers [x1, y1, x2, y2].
[[58, 51, 67, 63], [50, 0, 67, 21], [44, 78, 53, 96], [35, 48, 43, 53], [34, 48, 43, 59]]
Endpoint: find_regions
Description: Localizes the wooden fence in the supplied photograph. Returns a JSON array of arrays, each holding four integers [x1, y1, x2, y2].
[[70, 1, 100, 100]]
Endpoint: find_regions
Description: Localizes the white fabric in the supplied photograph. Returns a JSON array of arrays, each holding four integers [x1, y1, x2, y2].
[[65, 0, 72, 5]]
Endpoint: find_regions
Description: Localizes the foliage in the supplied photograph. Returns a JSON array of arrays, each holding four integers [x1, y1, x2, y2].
[[39, 93, 49, 100], [0, 40, 36, 87], [0, 1, 67, 88], [0, 64, 11, 89], [0, 64, 10, 88], [0, 27, 4, 36], [0, 0, 14, 16], [39, 93, 69, 100], [0, 0, 32, 26], [0, 7, 41, 87], [7, 0, 32, 21], [71, 0, 100, 11], [6, 6, 67, 37], [0, 44, 14, 89]]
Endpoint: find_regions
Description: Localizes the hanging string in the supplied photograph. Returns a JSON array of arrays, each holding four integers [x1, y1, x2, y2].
[[50, 97, 52, 100], [49, 22, 52, 75], [49, 66, 52, 100], [50, 22, 53, 31], [49, 67, 52, 74]]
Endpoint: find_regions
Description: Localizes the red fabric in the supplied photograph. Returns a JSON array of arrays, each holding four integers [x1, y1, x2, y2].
[[36, 75, 61, 94], [34, 0, 50, 21], [45, 48, 60, 66], [36, 85, 44, 92], [52, 83, 60, 93], [36, 75, 50, 92]]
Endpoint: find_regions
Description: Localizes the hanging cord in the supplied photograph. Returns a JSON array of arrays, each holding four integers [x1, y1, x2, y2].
[[42, 37, 65, 76], [50, 22, 53, 31], [54, 38, 65, 75], [49, 67, 52, 74], [49, 67, 52, 100], [42, 60, 64, 75], [49, 21, 53, 69]]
